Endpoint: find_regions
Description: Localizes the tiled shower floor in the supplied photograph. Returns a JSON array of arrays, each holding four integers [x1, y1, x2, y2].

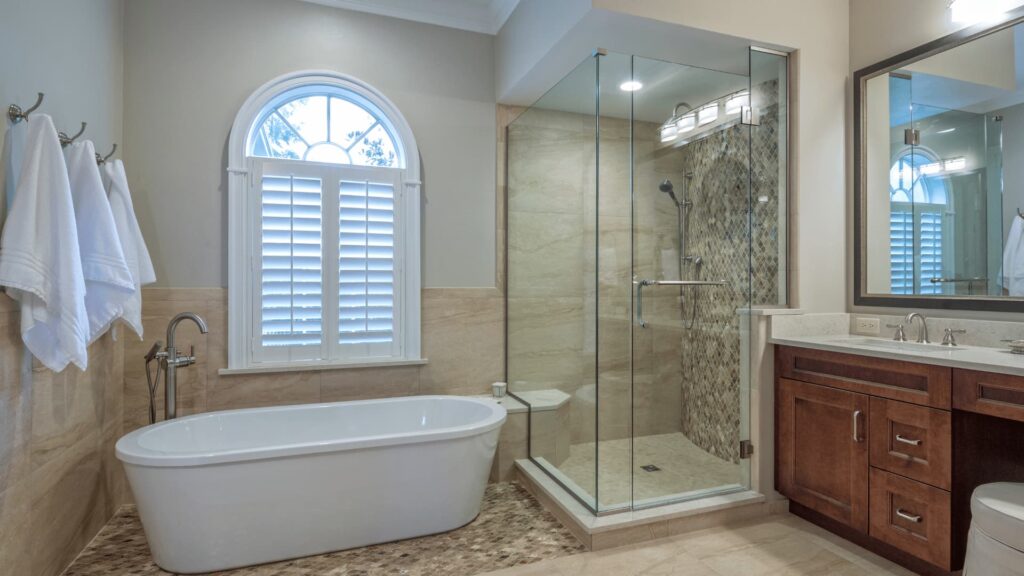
[[554, 432, 742, 509], [62, 483, 584, 576]]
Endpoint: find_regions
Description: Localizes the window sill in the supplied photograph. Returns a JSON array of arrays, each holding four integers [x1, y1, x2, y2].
[[218, 358, 428, 376]]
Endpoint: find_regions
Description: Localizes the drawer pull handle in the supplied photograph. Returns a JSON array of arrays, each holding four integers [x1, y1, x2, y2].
[[896, 509, 922, 523], [853, 410, 863, 442], [895, 434, 922, 446]]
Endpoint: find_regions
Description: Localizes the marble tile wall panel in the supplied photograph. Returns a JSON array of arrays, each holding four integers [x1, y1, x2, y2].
[[676, 82, 782, 463], [124, 287, 505, 429], [0, 295, 126, 576]]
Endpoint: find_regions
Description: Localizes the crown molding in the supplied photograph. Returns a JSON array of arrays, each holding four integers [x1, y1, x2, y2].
[[298, 0, 520, 35]]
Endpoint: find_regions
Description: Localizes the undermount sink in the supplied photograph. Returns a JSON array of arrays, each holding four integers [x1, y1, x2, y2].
[[842, 337, 966, 353]]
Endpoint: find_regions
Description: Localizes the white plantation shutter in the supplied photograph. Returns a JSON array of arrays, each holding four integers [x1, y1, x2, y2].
[[250, 159, 405, 364], [339, 179, 398, 355], [889, 204, 945, 295]]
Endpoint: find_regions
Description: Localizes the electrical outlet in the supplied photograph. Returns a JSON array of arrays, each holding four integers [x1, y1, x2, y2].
[[855, 317, 881, 335]]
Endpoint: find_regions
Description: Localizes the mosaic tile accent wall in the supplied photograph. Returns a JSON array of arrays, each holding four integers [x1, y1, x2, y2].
[[678, 81, 782, 463]]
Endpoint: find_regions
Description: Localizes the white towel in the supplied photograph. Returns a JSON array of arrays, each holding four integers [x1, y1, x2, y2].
[[1003, 216, 1024, 296], [65, 141, 134, 343], [0, 114, 89, 371], [101, 159, 155, 338]]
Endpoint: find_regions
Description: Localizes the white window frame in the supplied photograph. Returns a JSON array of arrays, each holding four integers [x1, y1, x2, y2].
[[225, 71, 422, 372]]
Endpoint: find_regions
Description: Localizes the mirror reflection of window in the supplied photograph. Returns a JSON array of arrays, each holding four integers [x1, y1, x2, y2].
[[889, 152, 948, 295]]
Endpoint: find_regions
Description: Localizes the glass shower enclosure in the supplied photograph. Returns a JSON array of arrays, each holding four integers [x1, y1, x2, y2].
[[506, 48, 788, 514]]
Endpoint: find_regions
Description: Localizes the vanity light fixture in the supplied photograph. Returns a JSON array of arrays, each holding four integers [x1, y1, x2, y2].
[[676, 113, 696, 133], [660, 123, 678, 143], [620, 80, 643, 92], [698, 103, 719, 126], [724, 91, 749, 115], [944, 157, 967, 171], [950, 0, 1024, 24]]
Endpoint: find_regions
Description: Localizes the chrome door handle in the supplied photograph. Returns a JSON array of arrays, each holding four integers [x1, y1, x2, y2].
[[635, 279, 728, 329], [896, 508, 922, 523], [895, 434, 921, 446], [852, 410, 863, 442], [636, 281, 647, 328]]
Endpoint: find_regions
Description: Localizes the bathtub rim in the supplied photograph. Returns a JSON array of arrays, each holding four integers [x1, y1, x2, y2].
[[116, 395, 506, 468]]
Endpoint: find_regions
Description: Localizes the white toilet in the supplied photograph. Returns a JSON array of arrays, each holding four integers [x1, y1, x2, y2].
[[965, 483, 1024, 575]]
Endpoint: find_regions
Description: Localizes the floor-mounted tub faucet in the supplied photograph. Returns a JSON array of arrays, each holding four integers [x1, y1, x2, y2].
[[143, 312, 209, 423]]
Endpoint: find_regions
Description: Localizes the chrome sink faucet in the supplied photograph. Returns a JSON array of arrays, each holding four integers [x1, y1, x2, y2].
[[904, 312, 930, 344], [143, 312, 209, 422]]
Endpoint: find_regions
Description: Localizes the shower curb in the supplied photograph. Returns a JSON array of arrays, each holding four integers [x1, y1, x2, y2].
[[514, 459, 787, 551]]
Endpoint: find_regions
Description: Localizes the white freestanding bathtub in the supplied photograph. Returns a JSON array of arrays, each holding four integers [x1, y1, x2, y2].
[[116, 395, 506, 574]]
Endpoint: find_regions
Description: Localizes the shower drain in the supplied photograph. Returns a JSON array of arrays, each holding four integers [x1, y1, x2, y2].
[[640, 464, 662, 472]]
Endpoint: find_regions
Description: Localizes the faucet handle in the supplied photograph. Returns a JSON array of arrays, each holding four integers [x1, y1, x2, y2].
[[941, 328, 967, 347], [886, 324, 907, 342]]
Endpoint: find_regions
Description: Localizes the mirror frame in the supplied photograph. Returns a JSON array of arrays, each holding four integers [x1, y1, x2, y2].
[[854, 7, 1024, 312]]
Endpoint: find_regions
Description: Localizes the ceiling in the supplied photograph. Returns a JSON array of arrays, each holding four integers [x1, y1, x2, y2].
[[530, 52, 749, 124], [298, 0, 520, 34]]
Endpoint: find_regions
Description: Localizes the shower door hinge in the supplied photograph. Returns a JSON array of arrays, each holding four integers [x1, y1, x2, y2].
[[904, 128, 920, 146], [739, 440, 754, 459], [741, 106, 759, 126]]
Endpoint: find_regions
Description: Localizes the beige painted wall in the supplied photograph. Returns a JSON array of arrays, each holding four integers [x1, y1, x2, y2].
[[589, 0, 850, 313], [123, 0, 498, 288], [0, 0, 124, 221], [0, 1, 128, 574]]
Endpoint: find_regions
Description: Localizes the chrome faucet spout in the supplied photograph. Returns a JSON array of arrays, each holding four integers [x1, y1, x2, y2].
[[166, 312, 209, 350], [904, 312, 930, 344]]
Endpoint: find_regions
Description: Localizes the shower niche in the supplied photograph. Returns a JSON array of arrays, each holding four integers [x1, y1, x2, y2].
[[506, 48, 788, 514]]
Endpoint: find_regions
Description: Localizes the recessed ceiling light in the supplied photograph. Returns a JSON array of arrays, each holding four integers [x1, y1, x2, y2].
[[619, 81, 643, 92]]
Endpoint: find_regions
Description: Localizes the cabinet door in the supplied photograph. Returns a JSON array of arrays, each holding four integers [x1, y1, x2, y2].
[[777, 378, 870, 532]]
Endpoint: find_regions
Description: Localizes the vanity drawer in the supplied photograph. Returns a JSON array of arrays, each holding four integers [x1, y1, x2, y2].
[[777, 346, 951, 408], [869, 398, 951, 490], [869, 468, 951, 570], [953, 369, 1024, 423]]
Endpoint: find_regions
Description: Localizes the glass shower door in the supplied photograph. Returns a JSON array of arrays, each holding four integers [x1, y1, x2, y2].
[[626, 48, 790, 508]]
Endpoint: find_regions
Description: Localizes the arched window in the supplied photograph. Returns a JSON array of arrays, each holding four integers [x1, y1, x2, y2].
[[226, 71, 422, 371], [889, 151, 948, 296]]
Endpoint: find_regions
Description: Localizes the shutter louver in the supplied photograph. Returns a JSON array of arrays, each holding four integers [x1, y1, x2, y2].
[[261, 175, 323, 347], [890, 209, 914, 294], [919, 212, 943, 295], [339, 180, 395, 345]]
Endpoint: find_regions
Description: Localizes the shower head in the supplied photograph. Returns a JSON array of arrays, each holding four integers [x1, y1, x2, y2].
[[659, 179, 680, 206]]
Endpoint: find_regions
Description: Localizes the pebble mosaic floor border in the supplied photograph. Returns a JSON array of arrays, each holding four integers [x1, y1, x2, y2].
[[62, 483, 585, 576]]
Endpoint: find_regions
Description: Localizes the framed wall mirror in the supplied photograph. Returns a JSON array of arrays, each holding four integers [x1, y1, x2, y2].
[[855, 7, 1024, 311]]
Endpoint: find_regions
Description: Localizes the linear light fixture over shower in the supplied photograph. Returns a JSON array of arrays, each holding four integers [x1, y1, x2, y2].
[[659, 90, 749, 145]]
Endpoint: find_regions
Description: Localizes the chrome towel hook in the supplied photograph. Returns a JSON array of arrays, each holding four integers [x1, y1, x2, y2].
[[95, 143, 117, 165], [58, 122, 87, 148], [7, 92, 45, 124]]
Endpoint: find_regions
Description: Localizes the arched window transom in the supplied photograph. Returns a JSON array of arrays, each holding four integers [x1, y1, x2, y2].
[[248, 87, 403, 168]]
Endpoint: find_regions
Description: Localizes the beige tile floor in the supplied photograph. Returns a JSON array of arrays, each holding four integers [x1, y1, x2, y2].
[[477, 514, 917, 576], [554, 432, 741, 508]]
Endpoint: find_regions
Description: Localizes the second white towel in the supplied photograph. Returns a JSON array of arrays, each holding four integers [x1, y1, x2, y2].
[[65, 141, 135, 343]]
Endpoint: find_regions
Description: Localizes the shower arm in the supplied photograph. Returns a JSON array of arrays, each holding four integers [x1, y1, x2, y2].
[[635, 279, 729, 328]]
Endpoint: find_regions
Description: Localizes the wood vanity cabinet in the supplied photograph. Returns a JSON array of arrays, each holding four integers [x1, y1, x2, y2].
[[777, 377, 870, 532], [776, 346, 954, 572]]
